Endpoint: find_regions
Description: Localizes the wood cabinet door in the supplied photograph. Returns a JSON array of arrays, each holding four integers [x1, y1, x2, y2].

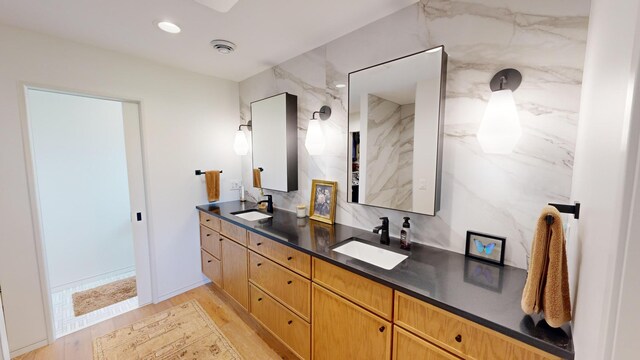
[[312, 284, 391, 360], [393, 326, 460, 360], [221, 238, 248, 309]]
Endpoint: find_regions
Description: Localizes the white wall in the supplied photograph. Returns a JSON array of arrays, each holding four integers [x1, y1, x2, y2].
[[27, 90, 135, 289], [570, 0, 640, 358], [0, 24, 240, 354]]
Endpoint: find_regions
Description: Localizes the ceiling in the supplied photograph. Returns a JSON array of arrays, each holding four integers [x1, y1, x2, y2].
[[0, 0, 417, 82]]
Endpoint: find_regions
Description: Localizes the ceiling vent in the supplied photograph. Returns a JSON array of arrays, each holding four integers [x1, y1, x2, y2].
[[210, 40, 236, 54], [193, 0, 240, 13]]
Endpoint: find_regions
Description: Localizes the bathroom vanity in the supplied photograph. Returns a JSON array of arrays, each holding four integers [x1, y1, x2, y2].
[[197, 201, 574, 360]]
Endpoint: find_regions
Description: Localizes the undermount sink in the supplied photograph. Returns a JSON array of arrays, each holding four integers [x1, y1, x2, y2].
[[231, 209, 272, 221], [332, 239, 408, 270]]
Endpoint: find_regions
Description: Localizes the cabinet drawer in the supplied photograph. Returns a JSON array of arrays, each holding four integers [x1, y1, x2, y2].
[[312, 258, 393, 320], [250, 284, 310, 360], [201, 250, 222, 286], [221, 219, 247, 246], [249, 251, 310, 321], [199, 211, 220, 231], [394, 292, 560, 360], [312, 284, 391, 360], [248, 231, 310, 278], [393, 326, 460, 360], [200, 225, 221, 259]]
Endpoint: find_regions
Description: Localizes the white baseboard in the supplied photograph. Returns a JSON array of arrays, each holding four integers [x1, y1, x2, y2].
[[50, 266, 136, 293], [155, 279, 210, 303], [9, 339, 48, 358]]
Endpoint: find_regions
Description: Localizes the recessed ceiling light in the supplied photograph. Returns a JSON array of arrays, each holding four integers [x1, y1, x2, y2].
[[157, 21, 181, 34], [210, 39, 237, 54], [335, 84, 346, 89]]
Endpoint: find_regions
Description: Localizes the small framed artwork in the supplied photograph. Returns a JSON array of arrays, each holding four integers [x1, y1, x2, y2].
[[465, 231, 505, 266], [309, 179, 337, 224]]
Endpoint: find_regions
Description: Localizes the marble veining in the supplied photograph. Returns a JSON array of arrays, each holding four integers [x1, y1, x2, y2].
[[239, 0, 589, 269], [363, 95, 414, 210]]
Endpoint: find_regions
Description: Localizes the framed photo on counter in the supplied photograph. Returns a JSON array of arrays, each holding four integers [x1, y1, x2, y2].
[[465, 231, 506, 266], [309, 179, 337, 224]]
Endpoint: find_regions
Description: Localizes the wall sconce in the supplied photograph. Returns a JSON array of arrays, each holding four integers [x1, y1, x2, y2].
[[476, 68, 523, 154], [233, 120, 251, 156], [305, 106, 332, 155]]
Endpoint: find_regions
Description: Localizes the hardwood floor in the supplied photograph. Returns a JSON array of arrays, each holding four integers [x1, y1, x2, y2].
[[14, 283, 297, 359]]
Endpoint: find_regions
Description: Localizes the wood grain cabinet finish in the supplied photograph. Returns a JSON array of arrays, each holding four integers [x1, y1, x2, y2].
[[200, 225, 222, 259], [221, 220, 248, 245], [394, 292, 560, 360], [201, 250, 222, 286], [249, 251, 311, 321], [312, 284, 391, 360], [393, 326, 461, 360], [250, 284, 310, 360], [248, 231, 311, 278], [221, 238, 249, 310], [199, 211, 221, 231], [312, 258, 393, 320]]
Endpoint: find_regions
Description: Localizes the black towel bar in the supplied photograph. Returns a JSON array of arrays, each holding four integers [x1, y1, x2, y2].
[[195, 170, 222, 175], [546, 202, 580, 225]]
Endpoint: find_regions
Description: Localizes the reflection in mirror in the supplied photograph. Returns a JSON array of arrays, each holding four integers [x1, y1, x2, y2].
[[251, 93, 298, 192], [348, 46, 447, 216]]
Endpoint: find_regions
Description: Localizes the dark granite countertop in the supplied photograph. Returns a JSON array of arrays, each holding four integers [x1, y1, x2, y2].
[[196, 201, 574, 359]]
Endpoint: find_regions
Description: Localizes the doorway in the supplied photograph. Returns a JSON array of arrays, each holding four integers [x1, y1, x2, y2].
[[23, 88, 152, 339]]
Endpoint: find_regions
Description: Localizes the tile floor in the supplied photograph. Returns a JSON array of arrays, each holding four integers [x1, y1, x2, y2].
[[50, 270, 139, 338]]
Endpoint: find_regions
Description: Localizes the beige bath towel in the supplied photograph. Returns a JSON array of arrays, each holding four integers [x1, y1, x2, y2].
[[253, 168, 262, 188], [205, 170, 221, 202], [521, 205, 571, 328]]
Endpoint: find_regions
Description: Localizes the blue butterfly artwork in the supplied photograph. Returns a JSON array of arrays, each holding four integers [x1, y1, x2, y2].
[[473, 239, 496, 255]]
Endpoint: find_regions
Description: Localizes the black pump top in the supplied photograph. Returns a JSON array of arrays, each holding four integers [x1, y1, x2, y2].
[[403, 217, 410, 228]]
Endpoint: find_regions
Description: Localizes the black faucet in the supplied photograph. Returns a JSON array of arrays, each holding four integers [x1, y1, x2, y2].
[[258, 194, 273, 213], [373, 217, 390, 245]]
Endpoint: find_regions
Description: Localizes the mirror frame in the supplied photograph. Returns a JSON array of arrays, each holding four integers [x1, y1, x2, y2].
[[346, 45, 448, 216]]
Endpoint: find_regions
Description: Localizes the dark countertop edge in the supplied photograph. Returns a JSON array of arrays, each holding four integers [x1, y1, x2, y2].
[[196, 204, 574, 359]]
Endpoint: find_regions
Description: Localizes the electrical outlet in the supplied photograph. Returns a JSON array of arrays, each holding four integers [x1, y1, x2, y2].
[[230, 180, 242, 190]]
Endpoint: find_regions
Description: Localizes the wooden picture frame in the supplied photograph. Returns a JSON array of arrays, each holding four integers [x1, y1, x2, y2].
[[309, 179, 337, 224], [465, 231, 506, 266]]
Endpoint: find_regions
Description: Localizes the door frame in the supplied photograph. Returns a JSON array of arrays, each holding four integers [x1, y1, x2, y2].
[[18, 83, 156, 344], [0, 290, 10, 360]]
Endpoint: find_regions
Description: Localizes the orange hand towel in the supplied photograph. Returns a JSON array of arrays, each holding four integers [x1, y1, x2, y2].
[[205, 170, 221, 202], [253, 168, 262, 188], [521, 205, 571, 328]]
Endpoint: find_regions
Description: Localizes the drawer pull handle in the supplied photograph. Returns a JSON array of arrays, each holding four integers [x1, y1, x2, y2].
[[455, 335, 462, 343], [206, 219, 210, 222], [287, 320, 293, 325], [257, 263, 262, 267], [257, 242, 262, 246], [258, 297, 262, 302], [379, 326, 386, 333], [207, 260, 212, 263], [206, 234, 211, 237], [287, 256, 293, 261], [287, 280, 292, 284]]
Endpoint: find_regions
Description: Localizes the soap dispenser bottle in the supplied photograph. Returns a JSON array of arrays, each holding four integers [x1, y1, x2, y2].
[[400, 217, 411, 250]]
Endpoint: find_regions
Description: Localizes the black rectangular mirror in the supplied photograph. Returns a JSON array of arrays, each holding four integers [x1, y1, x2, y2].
[[251, 92, 298, 192], [347, 46, 447, 215]]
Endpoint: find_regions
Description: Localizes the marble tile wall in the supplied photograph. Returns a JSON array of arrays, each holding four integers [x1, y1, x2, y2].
[[239, 0, 590, 269]]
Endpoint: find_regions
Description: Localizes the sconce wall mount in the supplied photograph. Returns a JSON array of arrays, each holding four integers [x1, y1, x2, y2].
[[489, 68, 522, 92]]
